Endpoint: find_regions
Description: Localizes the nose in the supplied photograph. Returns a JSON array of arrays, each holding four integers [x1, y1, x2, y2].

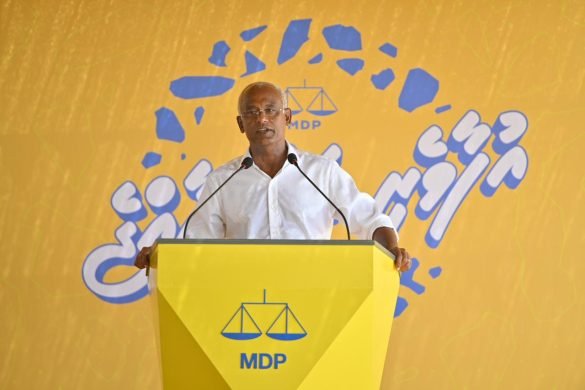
[[256, 111, 270, 123]]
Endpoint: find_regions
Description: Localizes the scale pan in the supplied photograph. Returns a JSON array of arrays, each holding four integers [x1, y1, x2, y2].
[[266, 332, 307, 341], [222, 332, 261, 340]]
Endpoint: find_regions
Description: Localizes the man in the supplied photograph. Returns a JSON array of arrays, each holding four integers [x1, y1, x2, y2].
[[135, 81, 411, 271]]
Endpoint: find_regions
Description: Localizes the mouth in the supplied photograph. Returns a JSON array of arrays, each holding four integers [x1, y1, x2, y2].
[[257, 127, 275, 134]]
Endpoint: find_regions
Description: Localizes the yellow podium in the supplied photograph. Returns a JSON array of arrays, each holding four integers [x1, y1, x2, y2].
[[149, 239, 400, 390]]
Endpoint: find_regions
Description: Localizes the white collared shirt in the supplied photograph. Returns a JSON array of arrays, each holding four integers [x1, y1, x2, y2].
[[185, 144, 395, 240]]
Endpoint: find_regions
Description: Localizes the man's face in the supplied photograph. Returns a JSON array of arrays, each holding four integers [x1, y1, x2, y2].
[[236, 85, 291, 149]]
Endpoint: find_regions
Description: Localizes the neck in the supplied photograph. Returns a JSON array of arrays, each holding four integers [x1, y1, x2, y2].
[[250, 141, 287, 178]]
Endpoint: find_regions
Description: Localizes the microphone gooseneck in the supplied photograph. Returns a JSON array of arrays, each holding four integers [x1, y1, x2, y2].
[[182, 157, 253, 239], [287, 153, 351, 240]]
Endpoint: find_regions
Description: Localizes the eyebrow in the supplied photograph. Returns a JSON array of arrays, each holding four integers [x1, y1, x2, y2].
[[244, 103, 279, 110]]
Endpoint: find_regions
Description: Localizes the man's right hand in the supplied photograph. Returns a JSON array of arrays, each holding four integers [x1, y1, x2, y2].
[[135, 245, 154, 269]]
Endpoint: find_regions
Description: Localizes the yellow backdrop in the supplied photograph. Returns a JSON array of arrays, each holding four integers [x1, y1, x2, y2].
[[1, 0, 584, 388]]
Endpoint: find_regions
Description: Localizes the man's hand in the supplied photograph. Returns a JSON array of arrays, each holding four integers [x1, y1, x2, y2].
[[135, 245, 154, 269], [372, 226, 412, 272], [389, 246, 412, 272]]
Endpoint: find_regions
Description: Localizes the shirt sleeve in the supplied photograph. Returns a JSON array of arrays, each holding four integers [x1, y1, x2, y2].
[[184, 173, 226, 239], [327, 160, 396, 240]]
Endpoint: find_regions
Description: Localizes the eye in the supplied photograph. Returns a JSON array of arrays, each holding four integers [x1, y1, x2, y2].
[[244, 110, 260, 117], [264, 108, 277, 115]]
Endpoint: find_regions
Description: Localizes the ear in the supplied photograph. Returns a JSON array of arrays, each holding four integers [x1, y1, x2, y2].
[[236, 116, 245, 133], [284, 108, 292, 125]]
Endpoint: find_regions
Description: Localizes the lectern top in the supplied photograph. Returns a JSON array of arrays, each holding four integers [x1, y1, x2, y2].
[[156, 239, 394, 259]]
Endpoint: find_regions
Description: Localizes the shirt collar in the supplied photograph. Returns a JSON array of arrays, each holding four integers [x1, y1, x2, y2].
[[245, 141, 299, 168]]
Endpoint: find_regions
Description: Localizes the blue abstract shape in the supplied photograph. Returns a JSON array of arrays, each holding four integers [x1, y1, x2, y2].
[[336, 59, 364, 75], [322, 25, 362, 51], [241, 50, 266, 77], [240, 25, 267, 41], [142, 152, 161, 169], [429, 267, 442, 278], [155, 108, 185, 143], [308, 53, 323, 64], [208, 41, 230, 67], [379, 42, 397, 58], [398, 68, 439, 112], [194, 106, 205, 125], [277, 19, 312, 65], [181, 153, 186, 160], [435, 104, 451, 114], [371, 68, 395, 90], [394, 296, 409, 317], [399, 258, 425, 295], [170, 76, 235, 99]]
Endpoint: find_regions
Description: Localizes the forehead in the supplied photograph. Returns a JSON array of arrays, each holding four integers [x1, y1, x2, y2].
[[240, 85, 283, 108]]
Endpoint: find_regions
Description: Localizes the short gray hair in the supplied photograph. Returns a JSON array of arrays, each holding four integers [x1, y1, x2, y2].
[[238, 81, 288, 115]]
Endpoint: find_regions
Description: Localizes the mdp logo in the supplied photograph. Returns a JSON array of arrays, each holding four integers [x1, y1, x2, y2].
[[221, 290, 307, 341], [286, 80, 338, 131]]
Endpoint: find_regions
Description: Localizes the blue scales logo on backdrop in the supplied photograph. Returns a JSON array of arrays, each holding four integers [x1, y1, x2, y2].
[[82, 19, 529, 319], [286, 80, 338, 131]]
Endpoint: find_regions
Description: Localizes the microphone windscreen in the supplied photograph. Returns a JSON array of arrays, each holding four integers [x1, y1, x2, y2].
[[287, 153, 298, 164], [241, 157, 253, 169]]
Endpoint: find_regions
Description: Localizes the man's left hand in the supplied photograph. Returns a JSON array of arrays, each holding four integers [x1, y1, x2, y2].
[[390, 247, 411, 272]]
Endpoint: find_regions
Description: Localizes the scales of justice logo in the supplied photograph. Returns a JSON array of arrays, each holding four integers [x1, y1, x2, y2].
[[285, 80, 338, 115], [222, 290, 308, 342], [285, 80, 338, 131]]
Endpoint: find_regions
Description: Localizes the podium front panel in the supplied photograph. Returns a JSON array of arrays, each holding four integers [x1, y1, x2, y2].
[[149, 240, 399, 390]]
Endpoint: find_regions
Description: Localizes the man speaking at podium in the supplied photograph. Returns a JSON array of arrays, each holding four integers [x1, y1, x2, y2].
[[135, 81, 411, 271]]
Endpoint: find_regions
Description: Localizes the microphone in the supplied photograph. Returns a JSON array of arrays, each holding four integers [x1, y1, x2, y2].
[[287, 153, 351, 240], [182, 157, 253, 239]]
